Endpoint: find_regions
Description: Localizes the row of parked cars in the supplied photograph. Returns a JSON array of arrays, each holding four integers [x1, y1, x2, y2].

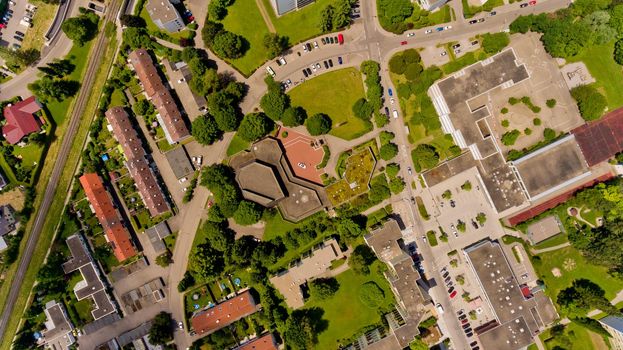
[[301, 57, 342, 78]]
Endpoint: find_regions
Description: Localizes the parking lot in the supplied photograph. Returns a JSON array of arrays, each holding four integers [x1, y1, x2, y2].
[[0, 1, 36, 51]]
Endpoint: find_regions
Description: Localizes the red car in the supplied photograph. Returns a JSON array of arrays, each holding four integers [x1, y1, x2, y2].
[[529, 0, 536, 4], [450, 290, 458, 298], [338, 33, 344, 44], [400, 41, 408, 45]]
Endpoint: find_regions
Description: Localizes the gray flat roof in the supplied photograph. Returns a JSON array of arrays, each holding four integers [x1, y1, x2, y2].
[[527, 215, 562, 244], [478, 316, 534, 350], [164, 146, 194, 179], [513, 135, 590, 200]]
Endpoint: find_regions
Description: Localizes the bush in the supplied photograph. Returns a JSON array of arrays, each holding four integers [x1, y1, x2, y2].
[[359, 281, 385, 308], [501, 119, 510, 128], [508, 97, 519, 105], [543, 128, 556, 140], [533, 117, 542, 126], [404, 63, 423, 81], [501, 129, 520, 146], [461, 181, 472, 191], [377, 0, 413, 34], [481, 32, 510, 54], [524, 128, 532, 135], [546, 99, 557, 108], [501, 107, 508, 114], [570, 85, 607, 121], [389, 54, 407, 74], [309, 277, 340, 300], [614, 38, 623, 65], [156, 251, 173, 267]]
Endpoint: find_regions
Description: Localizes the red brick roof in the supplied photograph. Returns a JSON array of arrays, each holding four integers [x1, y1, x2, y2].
[[128, 49, 189, 143], [2, 96, 43, 144], [105, 107, 169, 217], [79, 173, 137, 261], [191, 291, 259, 335], [234, 334, 278, 350]]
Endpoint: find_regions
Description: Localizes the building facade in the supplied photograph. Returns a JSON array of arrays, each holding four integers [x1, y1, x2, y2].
[[146, 0, 184, 32]]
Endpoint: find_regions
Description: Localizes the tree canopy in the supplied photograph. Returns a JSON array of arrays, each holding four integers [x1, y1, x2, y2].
[[309, 277, 340, 300], [237, 112, 273, 142], [481, 32, 510, 54], [306, 113, 332, 135], [192, 115, 223, 145], [349, 244, 377, 274], [379, 142, 399, 161], [557, 279, 619, 316], [571, 85, 607, 121], [190, 242, 225, 280], [207, 91, 240, 131], [61, 12, 99, 46], [148, 312, 173, 345], [233, 200, 263, 226], [263, 33, 288, 59], [281, 106, 307, 127], [411, 144, 439, 171], [212, 31, 245, 59]]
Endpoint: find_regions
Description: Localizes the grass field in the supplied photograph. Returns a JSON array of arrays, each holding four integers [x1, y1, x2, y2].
[[569, 42, 623, 112], [219, 0, 271, 76], [288, 67, 371, 140], [262, 211, 302, 241], [408, 4, 452, 29], [533, 245, 623, 313], [226, 133, 250, 156], [303, 267, 395, 349], [539, 321, 605, 350], [260, 0, 335, 44], [20, 0, 57, 52], [0, 28, 118, 349]]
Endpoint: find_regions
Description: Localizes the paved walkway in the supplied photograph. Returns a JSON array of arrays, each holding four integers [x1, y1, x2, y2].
[[531, 242, 571, 254], [255, 0, 276, 33]]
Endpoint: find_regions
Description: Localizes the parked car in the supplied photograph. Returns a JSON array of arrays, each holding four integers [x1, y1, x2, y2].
[[392, 109, 398, 119], [425, 29, 433, 34], [436, 27, 444, 32], [478, 18, 485, 22], [471, 220, 478, 229], [390, 97, 395, 104], [470, 341, 478, 347], [436, 303, 444, 314], [311, 64, 316, 72], [314, 41, 319, 48], [329, 37, 335, 44], [302, 69, 309, 77], [440, 51, 447, 56], [400, 40, 407, 45], [321, 37, 326, 45], [450, 290, 458, 298], [328, 59, 333, 67], [306, 68, 312, 75], [529, 0, 537, 4], [384, 107, 390, 116], [469, 19, 477, 24], [490, 11, 497, 15], [461, 318, 469, 325], [338, 56, 343, 64], [442, 271, 449, 279], [13, 35, 22, 41], [450, 224, 458, 237], [323, 60, 329, 69], [452, 43, 460, 49], [444, 25, 452, 30], [407, 167, 412, 175], [306, 43, 312, 51], [388, 88, 393, 96], [462, 323, 471, 329], [520, 3, 528, 7], [15, 31, 24, 37], [338, 33, 344, 44], [471, 40, 479, 45], [450, 199, 456, 207], [407, 32, 415, 37]]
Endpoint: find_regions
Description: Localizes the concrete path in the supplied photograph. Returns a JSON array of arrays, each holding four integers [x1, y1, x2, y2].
[[531, 242, 571, 254], [255, 0, 276, 33]]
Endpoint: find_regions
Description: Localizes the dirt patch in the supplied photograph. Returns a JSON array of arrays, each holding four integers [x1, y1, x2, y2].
[[588, 329, 609, 350], [0, 188, 25, 211], [551, 267, 562, 277], [228, 218, 265, 240]]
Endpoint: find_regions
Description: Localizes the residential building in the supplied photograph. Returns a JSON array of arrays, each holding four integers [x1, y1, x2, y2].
[[163, 59, 207, 120], [0, 204, 16, 236], [234, 333, 279, 350], [62, 234, 117, 320], [270, 0, 315, 15], [79, 173, 137, 261], [269, 238, 344, 308], [146, 0, 184, 32], [191, 290, 259, 336], [42, 300, 75, 350], [364, 220, 431, 348], [1, 96, 44, 144], [128, 49, 190, 144], [105, 106, 170, 217], [599, 316, 623, 350]]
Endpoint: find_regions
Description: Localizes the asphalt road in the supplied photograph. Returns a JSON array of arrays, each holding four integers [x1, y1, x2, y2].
[[0, 0, 123, 342]]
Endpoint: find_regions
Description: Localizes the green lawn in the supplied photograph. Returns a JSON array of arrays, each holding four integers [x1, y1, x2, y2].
[[219, 0, 271, 76], [110, 88, 127, 107], [533, 245, 623, 313], [302, 267, 395, 349], [261, 0, 335, 44], [288, 67, 371, 140], [532, 233, 569, 250], [12, 143, 44, 167], [226, 133, 250, 156], [262, 211, 302, 241], [408, 4, 452, 29], [568, 42, 623, 112], [540, 321, 603, 350]]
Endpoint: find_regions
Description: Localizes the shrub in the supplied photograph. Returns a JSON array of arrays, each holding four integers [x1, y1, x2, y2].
[[508, 97, 519, 105], [461, 181, 472, 191], [306, 113, 332, 135], [533, 117, 542, 126], [481, 32, 510, 54], [501, 129, 520, 146], [389, 54, 407, 74], [404, 63, 423, 81], [501, 107, 509, 114], [501, 119, 510, 128], [546, 99, 557, 108], [570, 85, 607, 121], [543, 127, 556, 140], [524, 128, 532, 135]]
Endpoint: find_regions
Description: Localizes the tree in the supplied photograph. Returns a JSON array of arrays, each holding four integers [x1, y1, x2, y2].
[[0, 48, 40, 68], [481, 32, 510, 54], [386, 163, 400, 178], [192, 115, 223, 145], [122, 27, 153, 49], [389, 176, 406, 194], [501, 129, 521, 146], [282, 106, 307, 127], [543, 127, 556, 140], [212, 31, 244, 59], [352, 98, 373, 120], [155, 251, 173, 267], [133, 99, 152, 116], [546, 99, 557, 108], [583, 11, 616, 44], [177, 271, 195, 292], [570, 85, 607, 121], [389, 54, 407, 74], [476, 212, 487, 226], [319, 5, 334, 32], [190, 242, 225, 280], [207, 91, 240, 131], [28, 77, 80, 103], [359, 281, 385, 308], [336, 217, 365, 243], [263, 33, 288, 59], [38, 59, 75, 78], [149, 312, 173, 345], [615, 39, 623, 65], [229, 235, 259, 266], [61, 13, 99, 46], [202, 221, 234, 252], [208, 1, 227, 20], [461, 181, 472, 191], [377, 0, 413, 33], [238, 113, 273, 142], [332, 0, 352, 29], [509, 15, 534, 34], [309, 277, 340, 300], [233, 200, 263, 226], [610, 5, 623, 35], [306, 113, 332, 135], [349, 244, 376, 274], [202, 20, 224, 47], [411, 144, 439, 171], [283, 310, 319, 349], [379, 142, 398, 161], [120, 14, 146, 28], [557, 279, 619, 316], [260, 89, 289, 121]]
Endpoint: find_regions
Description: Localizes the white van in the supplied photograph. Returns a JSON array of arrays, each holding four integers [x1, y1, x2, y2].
[[435, 303, 444, 314], [392, 109, 399, 119], [266, 66, 276, 77]]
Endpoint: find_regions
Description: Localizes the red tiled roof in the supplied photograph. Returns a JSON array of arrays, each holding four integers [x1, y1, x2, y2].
[[191, 291, 258, 335], [572, 107, 623, 166], [79, 173, 137, 261], [234, 334, 278, 350], [2, 96, 43, 144], [105, 107, 169, 217], [128, 49, 190, 143]]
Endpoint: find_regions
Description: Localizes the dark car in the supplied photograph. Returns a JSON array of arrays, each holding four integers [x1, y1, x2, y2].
[[302, 69, 309, 77], [329, 37, 335, 44], [490, 10, 497, 15], [323, 60, 329, 69], [452, 43, 460, 49], [447, 286, 455, 294], [450, 200, 456, 207], [462, 323, 471, 329], [321, 37, 326, 44], [15, 31, 24, 37], [334, 36, 338, 43], [466, 331, 473, 337], [306, 68, 312, 75], [328, 59, 333, 67], [442, 271, 449, 279], [459, 314, 467, 320], [306, 43, 312, 51], [384, 107, 390, 116], [464, 327, 472, 334], [469, 19, 477, 24], [338, 56, 343, 64], [410, 197, 416, 205], [470, 341, 478, 347], [13, 35, 22, 41], [520, 3, 528, 7], [471, 220, 478, 229]]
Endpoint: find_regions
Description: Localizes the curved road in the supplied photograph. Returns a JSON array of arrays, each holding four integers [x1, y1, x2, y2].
[[0, 0, 123, 342]]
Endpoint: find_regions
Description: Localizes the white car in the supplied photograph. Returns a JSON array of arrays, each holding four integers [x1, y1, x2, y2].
[[297, 162, 307, 169], [392, 109, 399, 119], [436, 303, 444, 314], [440, 51, 447, 56], [314, 41, 319, 48], [407, 32, 415, 37], [390, 97, 395, 104], [444, 25, 452, 30], [424, 29, 433, 34]]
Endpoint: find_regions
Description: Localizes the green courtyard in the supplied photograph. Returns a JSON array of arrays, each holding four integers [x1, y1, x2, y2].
[[326, 147, 376, 206], [289, 67, 372, 140], [302, 267, 395, 349]]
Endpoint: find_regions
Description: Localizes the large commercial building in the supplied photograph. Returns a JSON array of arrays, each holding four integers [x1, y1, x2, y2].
[[79, 173, 137, 261], [191, 290, 259, 336], [145, 0, 184, 32], [464, 240, 557, 350], [106, 106, 170, 217], [129, 49, 190, 144]]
